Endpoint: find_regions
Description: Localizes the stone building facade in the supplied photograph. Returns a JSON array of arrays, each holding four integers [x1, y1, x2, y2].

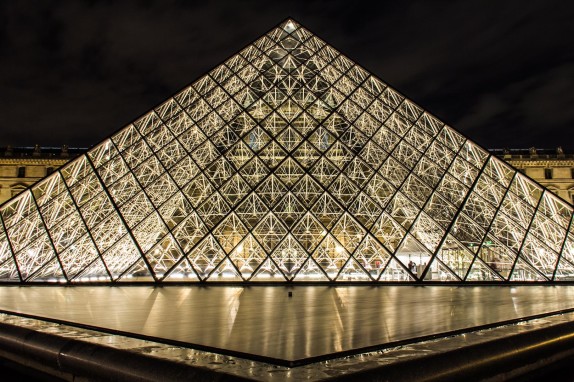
[[491, 148, 574, 206], [1, 146, 573, 206], [0, 145, 84, 205]]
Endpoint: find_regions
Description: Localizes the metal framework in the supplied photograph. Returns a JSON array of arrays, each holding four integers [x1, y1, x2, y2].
[[1, 19, 573, 283]]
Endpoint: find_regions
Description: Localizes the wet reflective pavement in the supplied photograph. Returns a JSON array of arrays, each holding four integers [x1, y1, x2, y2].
[[0, 285, 573, 362]]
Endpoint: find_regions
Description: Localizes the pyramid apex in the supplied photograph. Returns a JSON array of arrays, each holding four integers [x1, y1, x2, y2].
[[278, 18, 301, 33]]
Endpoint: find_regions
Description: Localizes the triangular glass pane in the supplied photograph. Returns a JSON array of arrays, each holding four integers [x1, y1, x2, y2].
[[466, 257, 503, 281], [509, 174, 543, 208], [447, 156, 479, 188], [379, 258, 414, 281], [28, 257, 66, 283], [488, 212, 526, 253], [324, 141, 353, 171], [529, 213, 567, 253], [476, 235, 517, 279], [16, 238, 56, 280], [227, 141, 254, 169], [345, 157, 373, 189], [119, 258, 154, 282], [358, 140, 388, 168], [182, 174, 215, 208], [425, 257, 460, 282], [35, 172, 68, 208], [348, 192, 382, 230], [273, 192, 306, 228], [261, 110, 289, 136], [354, 235, 391, 280], [291, 175, 323, 208], [461, 192, 497, 230], [73, 258, 110, 282], [311, 157, 340, 187], [364, 174, 396, 210], [229, 235, 267, 279], [212, 213, 249, 254], [436, 173, 468, 207], [554, 257, 574, 281], [58, 235, 100, 280], [424, 193, 458, 230], [372, 213, 406, 253], [209, 258, 242, 281], [510, 257, 547, 282], [336, 257, 372, 281], [451, 214, 485, 249], [292, 257, 329, 281], [394, 234, 432, 271], [328, 175, 359, 207], [236, 192, 270, 229], [172, 212, 207, 254], [255, 175, 287, 208], [145, 234, 185, 277], [252, 213, 288, 253], [332, 213, 365, 253], [417, 148, 449, 186], [242, 126, 272, 153], [275, 157, 305, 187], [310, 192, 343, 230], [163, 258, 200, 282], [519, 234, 559, 279], [309, 126, 336, 153], [271, 235, 309, 280], [293, 141, 321, 169], [132, 212, 169, 253], [158, 192, 193, 230], [219, 174, 251, 207], [538, 192, 572, 229], [0, 259, 20, 282], [409, 212, 445, 253], [240, 157, 270, 187], [277, 126, 304, 152], [195, 192, 231, 230], [187, 235, 226, 279], [102, 236, 142, 280], [386, 192, 419, 230], [251, 258, 286, 281], [312, 234, 348, 280], [276, 98, 303, 123], [259, 140, 287, 168], [205, 157, 235, 188], [436, 235, 475, 280]]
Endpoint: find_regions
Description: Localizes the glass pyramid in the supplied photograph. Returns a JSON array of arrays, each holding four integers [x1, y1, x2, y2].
[[1, 19, 573, 283]]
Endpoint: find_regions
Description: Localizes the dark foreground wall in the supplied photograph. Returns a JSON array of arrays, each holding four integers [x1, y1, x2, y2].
[[1, 318, 574, 381]]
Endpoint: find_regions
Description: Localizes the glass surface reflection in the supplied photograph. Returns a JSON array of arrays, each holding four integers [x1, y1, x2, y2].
[[0, 285, 573, 361]]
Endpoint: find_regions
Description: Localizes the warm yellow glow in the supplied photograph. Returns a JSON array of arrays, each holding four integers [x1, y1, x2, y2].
[[0, 19, 571, 284]]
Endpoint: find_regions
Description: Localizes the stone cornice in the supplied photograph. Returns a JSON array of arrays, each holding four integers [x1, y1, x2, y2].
[[0, 158, 71, 165], [504, 159, 574, 167]]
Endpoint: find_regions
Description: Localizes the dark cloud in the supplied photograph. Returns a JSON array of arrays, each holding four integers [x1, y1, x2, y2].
[[0, 0, 573, 149]]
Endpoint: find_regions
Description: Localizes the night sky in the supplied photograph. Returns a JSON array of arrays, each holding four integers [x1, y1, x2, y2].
[[1, 0, 573, 150]]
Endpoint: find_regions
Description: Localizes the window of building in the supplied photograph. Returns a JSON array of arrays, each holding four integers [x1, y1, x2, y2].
[[571, 168, 574, 179], [17, 167, 26, 178], [544, 168, 553, 179], [46, 167, 54, 175]]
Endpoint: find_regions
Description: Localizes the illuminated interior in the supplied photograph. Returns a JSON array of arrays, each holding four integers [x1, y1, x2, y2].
[[0, 19, 572, 283]]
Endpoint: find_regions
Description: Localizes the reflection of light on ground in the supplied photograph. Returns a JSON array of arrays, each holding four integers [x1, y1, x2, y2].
[[0, 286, 572, 361]]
